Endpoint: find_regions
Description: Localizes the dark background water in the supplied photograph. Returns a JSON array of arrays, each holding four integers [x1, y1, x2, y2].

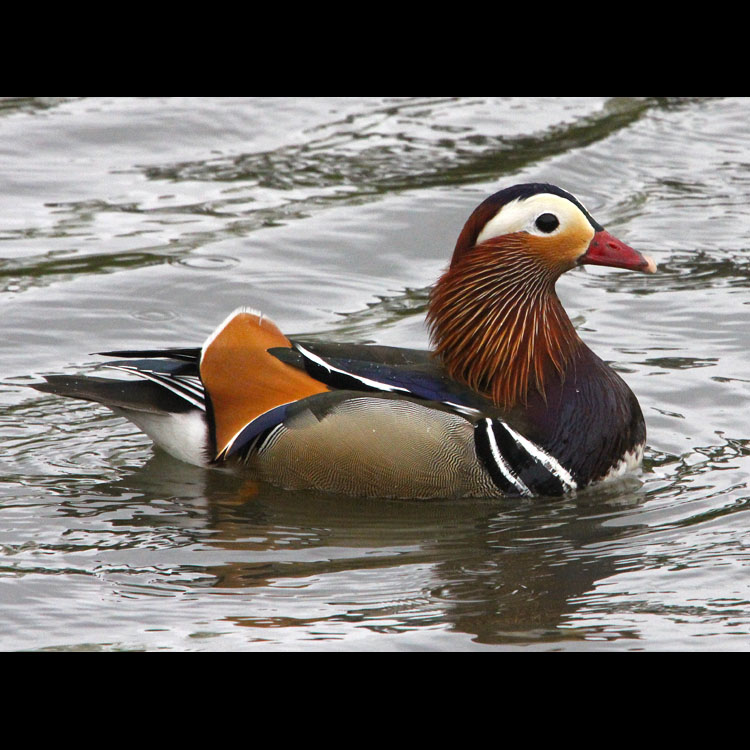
[[2, 96, 750, 650]]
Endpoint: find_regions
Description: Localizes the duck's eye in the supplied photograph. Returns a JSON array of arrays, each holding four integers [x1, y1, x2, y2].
[[535, 213, 559, 233]]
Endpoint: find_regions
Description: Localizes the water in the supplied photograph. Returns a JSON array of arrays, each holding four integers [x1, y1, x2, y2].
[[2, 96, 750, 650]]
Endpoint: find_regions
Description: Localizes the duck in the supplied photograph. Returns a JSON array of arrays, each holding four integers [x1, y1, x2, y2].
[[33, 183, 656, 499]]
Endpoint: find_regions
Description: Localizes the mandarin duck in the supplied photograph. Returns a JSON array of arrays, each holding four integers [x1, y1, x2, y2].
[[33, 183, 656, 499]]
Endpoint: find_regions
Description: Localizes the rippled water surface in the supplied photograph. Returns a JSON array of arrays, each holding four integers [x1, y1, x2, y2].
[[3, 96, 750, 650]]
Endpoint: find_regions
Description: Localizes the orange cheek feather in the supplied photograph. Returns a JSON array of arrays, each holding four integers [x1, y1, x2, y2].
[[199, 311, 329, 457], [523, 226, 592, 269]]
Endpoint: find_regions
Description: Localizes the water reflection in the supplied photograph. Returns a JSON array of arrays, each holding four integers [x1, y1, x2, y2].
[[30, 416, 743, 649], [61, 451, 653, 646]]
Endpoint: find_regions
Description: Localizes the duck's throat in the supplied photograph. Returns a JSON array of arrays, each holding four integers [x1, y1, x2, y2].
[[427, 252, 582, 408]]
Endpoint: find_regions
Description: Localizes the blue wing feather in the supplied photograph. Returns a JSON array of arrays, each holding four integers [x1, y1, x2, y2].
[[278, 342, 493, 415]]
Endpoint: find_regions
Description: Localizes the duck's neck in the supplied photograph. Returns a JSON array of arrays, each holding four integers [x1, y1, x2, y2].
[[427, 242, 584, 409]]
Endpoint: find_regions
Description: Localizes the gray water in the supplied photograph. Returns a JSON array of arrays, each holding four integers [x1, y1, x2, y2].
[[2, 96, 750, 651]]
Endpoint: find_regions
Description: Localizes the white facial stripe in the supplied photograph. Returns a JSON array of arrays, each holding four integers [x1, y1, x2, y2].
[[475, 193, 594, 245]]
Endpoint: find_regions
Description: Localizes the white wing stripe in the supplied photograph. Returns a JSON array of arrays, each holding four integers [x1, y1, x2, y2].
[[294, 344, 411, 394], [107, 366, 206, 411]]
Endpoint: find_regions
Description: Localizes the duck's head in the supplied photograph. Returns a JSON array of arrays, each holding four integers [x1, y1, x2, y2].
[[449, 182, 656, 275], [428, 183, 656, 407]]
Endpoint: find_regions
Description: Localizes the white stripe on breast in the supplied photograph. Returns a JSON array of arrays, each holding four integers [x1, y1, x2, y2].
[[498, 421, 578, 491], [483, 419, 532, 496]]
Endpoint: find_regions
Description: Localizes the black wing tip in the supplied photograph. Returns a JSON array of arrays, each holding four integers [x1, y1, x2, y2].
[[95, 347, 200, 362], [27, 374, 110, 401], [29, 373, 200, 413], [31, 374, 87, 390], [28, 376, 61, 394]]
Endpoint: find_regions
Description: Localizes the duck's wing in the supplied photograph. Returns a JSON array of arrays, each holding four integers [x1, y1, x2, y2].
[[210, 325, 576, 496], [32, 309, 578, 496], [274, 340, 498, 415]]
